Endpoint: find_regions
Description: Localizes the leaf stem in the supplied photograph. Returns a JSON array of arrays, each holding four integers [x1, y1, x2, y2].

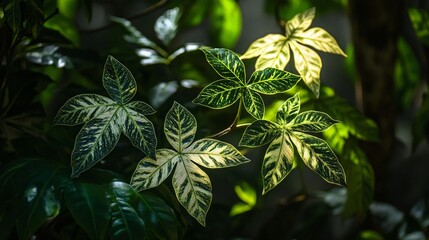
[[210, 100, 243, 138]]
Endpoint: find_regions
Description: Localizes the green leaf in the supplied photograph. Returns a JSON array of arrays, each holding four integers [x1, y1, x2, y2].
[[192, 79, 242, 108], [234, 182, 256, 206], [154, 7, 180, 45], [125, 101, 156, 115], [341, 140, 374, 217], [103, 55, 137, 104], [277, 93, 301, 125], [183, 138, 250, 168], [44, 14, 79, 45], [53, 94, 116, 126], [172, 158, 212, 226], [71, 110, 121, 177], [247, 68, 301, 95], [262, 132, 296, 194], [131, 149, 179, 192], [239, 120, 280, 147], [16, 168, 62, 240], [201, 48, 245, 82], [242, 88, 265, 119], [290, 132, 346, 186], [209, 0, 242, 48], [295, 27, 347, 56], [64, 181, 111, 240], [164, 102, 197, 152], [121, 107, 157, 159], [230, 203, 253, 216], [4, 0, 21, 33], [291, 111, 338, 132], [108, 182, 146, 240]]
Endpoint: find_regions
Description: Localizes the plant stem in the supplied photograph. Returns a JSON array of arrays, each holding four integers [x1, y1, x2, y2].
[[209, 100, 243, 138]]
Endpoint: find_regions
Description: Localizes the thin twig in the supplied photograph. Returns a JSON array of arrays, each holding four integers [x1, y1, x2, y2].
[[209, 100, 243, 138]]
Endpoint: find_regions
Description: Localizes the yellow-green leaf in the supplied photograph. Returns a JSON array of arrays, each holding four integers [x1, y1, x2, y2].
[[291, 111, 339, 132], [247, 68, 301, 95], [277, 93, 300, 125], [295, 27, 347, 56], [192, 79, 242, 109], [242, 89, 264, 119]]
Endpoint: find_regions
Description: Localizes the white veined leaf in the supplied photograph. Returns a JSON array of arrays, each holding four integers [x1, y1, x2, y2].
[[247, 68, 301, 95], [172, 158, 212, 226], [295, 27, 347, 56], [255, 38, 290, 71], [71, 109, 122, 177], [183, 138, 250, 168], [121, 107, 157, 159], [154, 7, 181, 46], [125, 101, 156, 115], [201, 48, 246, 82], [289, 41, 322, 97], [164, 102, 197, 152], [262, 132, 296, 194], [53, 94, 116, 126], [290, 111, 339, 132], [239, 120, 280, 147], [290, 132, 346, 186], [131, 149, 179, 192], [103, 56, 137, 104], [276, 93, 301, 125], [192, 79, 243, 109], [242, 88, 265, 119]]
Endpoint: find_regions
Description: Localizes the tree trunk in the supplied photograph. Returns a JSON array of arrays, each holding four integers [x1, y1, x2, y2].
[[348, 0, 405, 200]]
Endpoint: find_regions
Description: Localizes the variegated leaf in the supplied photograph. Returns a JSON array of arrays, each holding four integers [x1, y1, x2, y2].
[[289, 41, 322, 97], [154, 7, 180, 46], [262, 132, 296, 194], [131, 149, 179, 192], [256, 39, 290, 71], [183, 139, 250, 168], [239, 120, 280, 147], [103, 55, 137, 104], [125, 101, 156, 115], [247, 68, 301, 95], [285, 7, 315, 34], [291, 111, 338, 132], [71, 110, 121, 177], [277, 93, 300, 125], [54, 94, 116, 126], [164, 102, 197, 152], [290, 132, 346, 186], [240, 34, 288, 63], [201, 48, 245, 82], [295, 27, 347, 56], [172, 158, 212, 226], [242, 89, 264, 119], [121, 107, 157, 158], [192, 79, 242, 109]]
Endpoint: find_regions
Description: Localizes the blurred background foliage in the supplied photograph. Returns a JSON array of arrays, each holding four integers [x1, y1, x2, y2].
[[1, 0, 429, 239]]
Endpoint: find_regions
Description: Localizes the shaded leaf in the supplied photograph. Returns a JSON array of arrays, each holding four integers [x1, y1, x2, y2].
[[262, 132, 296, 194], [53, 94, 116, 126], [291, 132, 346, 186], [125, 101, 156, 115], [412, 94, 429, 149], [184, 138, 250, 168], [71, 110, 121, 177], [239, 120, 279, 147], [4, 0, 21, 33], [155, 7, 181, 45], [201, 48, 245, 82], [131, 149, 179, 192], [165, 102, 197, 152], [103, 55, 137, 104], [111, 16, 158, 48], [192, 79, 242, 109], [148, 81, 178, 108], [172, 158, 212, 226], [242, 89, 265, 119], [291, 111, 338, 132], [248, 68, 301, 95]]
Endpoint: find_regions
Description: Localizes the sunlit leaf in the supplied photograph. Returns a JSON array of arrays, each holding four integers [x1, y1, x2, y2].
[[241, 7, 347, 97], [240, 120, 279, 147], [192, 79, 242, 108], [155, 7, 181, 45], [103, 55, 137, 104], [262, 132, 296, 194], [173, 158, 212, 226], [291, 111, 338, 132], [242, 89, 264, 119], [184, 139, 250, 168], [290, 132, 346, 186], [201, 48, 245, 82], [276, 93, 300, 125], [210, 0, 242, 48], [230, 203, 253, 216], [71, 110, 122, 177], [235, 181, 256, 206], [248, 68, 301, 95], [121, 107, 157, 159], [165, 102, 197, 152], [54, 94, 116, 126], [131, 149, 179, 192], [136, 48, 166, 65]]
